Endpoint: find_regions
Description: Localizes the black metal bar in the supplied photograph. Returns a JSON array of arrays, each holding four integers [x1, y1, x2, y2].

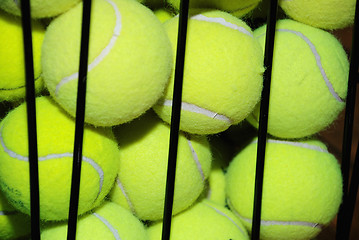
[[336, 0, 359, 238], [161, 0, 189, 239], [251, 1, 278, 240], [20, 1, 41, 239], [67, 1, 92, 239]]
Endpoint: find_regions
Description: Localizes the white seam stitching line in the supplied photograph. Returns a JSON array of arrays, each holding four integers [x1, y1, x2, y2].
[[186, 139, 205, 182], [227, 200, 323, 229], [0, 211, 17, 215], [251, 139, 329, 153], [203, 202, 248, 237], [93, 213, 121, 240], [0, 125, 104, 200], [55, 0, 122, 95], [115, 177, 136, 215], [191, 14, 253, 38], [163, 100, 232, 124]]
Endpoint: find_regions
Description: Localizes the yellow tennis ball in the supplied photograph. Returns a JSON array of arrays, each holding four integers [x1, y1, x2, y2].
[[0, 96, 120, 221], [166, 0, 261, 17], [0, 0, 81, 18], [153, 10, 264, 135], [42, 0, 173, 127], [148, 199, 249, 240], [0, 10, 44, 102], [109, 111, 212, 221], [0, 191, 30, 240], [247, 19, 349, 139], [153, 8, 174, 23], [279, 0, 356, 30], [226, 138, 343, 240], [41, 201, 149, 240]]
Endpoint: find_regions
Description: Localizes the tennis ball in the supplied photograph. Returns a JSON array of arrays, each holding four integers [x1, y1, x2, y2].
[[0, 191, 30, 240], [41, 201, 149, 240], [154, 8, 174, 23], [167, 0, 261, 17], [42, 0, 173, 127], [0, 0, 81, 18], [279, 0, 356, 30], [247, 19, 349, 139], [226, 138, 343, 240], [148, 199, 249, 240], [153, 10, 264, 135], [109, 111, 212, 221], [0, 10, 44, 102], [0, 96, 120, 221]]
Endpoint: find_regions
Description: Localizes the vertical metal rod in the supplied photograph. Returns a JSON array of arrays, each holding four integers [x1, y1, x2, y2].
[[336, 0, 359, 238], [19, 1, 41, 239], [161, 0, 189, 239], [67, 1, 92, 239], [251, 1, 278, 239]]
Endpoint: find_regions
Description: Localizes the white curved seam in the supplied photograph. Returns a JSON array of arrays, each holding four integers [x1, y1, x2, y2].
[[55, 0, 122, 95], [0, 125, 104, 200], [251, 139, 329, 153], [186, 139, 205, 181], [191, 14, 253, 38], [228, 200, 323, 229], [115, 178, 136, 215], [93, 213, 121, 240], [163, 100, 232, 124], [203, 202, 248, 237], [0, 211, 17, 215]]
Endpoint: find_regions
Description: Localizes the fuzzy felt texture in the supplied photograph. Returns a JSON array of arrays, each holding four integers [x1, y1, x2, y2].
[[41, 201, 149, 240], [0, 96, 120, 221], [167, 0, 262, 17], [279, 0, 356, 30], [0, 0, 81, 18], [153, 10, 264, 135], [226, 138, 343, 240], [247, 19, 349, 139], [109, 111, 212, 221], [0, 10, 44, 102], [42, 0, 173, 127], [148, 199, 249, 240], [0, 191, 30, 240]]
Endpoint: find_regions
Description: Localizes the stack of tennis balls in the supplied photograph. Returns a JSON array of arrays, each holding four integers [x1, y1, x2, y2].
[[153, 9, 264, 135], [226, 138, 343, 240], [0, 9, 45, 102], [0, 96, 120, 221], [42, 0, 173, 127]]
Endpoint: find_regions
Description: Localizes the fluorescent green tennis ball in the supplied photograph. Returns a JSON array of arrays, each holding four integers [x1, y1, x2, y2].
[[0, 96, 120, 221], [0, 191, 30, 240], [153, 8, 174, 23], [0, 10, 44, 102], [226, 138, 343, 240], [0, 0, 81, 18], [153, 10, 264, 135], [167, 0, 261, 17], [109, 111, 212, 221], [42, 0, 173, 127], [279, 0, 356, 30], [148, 199, 249, 240], [41, 201, 149, 240], [247, 19, 349, 139]]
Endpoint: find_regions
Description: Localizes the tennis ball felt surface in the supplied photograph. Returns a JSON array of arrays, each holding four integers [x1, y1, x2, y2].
[[153, 10, 264, 135], [0, 191, 30, 240], [41, 201, 149, 240], [167, 0, 261, 17], [0, 96, 120, 221], [109, 111, 212, 221], [247, 19, 349, 139], [148, 199, 249, 240], [0, 10, 44, 102], [42, 0, 173, 127], [0, 0, 81, 18], [279, 0, 356, 30], [226, 138, 343, 240]]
